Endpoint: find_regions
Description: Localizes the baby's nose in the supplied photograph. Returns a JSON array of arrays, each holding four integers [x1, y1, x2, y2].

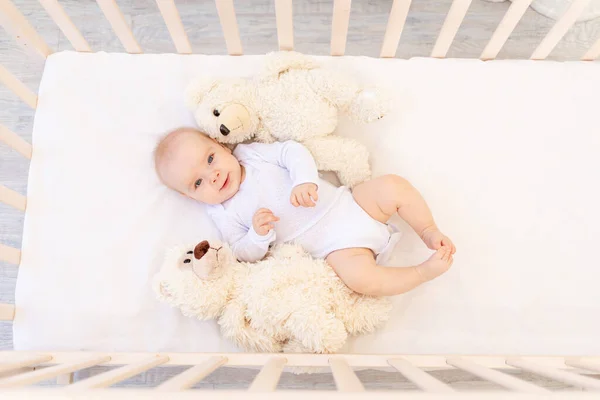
[[212, 171, 220, 183]]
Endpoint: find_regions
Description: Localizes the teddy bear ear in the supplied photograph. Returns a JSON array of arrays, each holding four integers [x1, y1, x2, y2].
[[184, 77, 220, 110]]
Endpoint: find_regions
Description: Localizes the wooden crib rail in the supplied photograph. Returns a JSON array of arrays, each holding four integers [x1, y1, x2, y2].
[[0, 64, 37, 109], [0, 0, 52, 59], [0, 185, 26, 212], [215, 0, 243, 56], [0, 352, 598, 395], [330, 0, 352, 56], [156, 0, 192, 54], [480, 0, 534, 60], [275, 0, 294, 51], [431, 0, 473, 58], [96, 0, 142, 54], [0, 0, 598, 60], [0, 304, 15, 321], [0, 244, 21, 266], [38, 0, 91, 52], [530, 0, 593, 60]]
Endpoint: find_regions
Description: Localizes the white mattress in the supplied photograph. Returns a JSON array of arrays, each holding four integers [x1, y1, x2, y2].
[[15, 52, 600, 355]]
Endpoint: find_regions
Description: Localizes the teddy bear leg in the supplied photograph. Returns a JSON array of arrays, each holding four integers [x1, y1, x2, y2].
[[219, 300, 282, 353], [284, 308, 347, 354], [337, 296, 393, 336], [303, 136, 371, 188]]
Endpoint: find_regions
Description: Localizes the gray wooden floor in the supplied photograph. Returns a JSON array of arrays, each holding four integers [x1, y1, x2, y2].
[[1, 0, 599, 390]]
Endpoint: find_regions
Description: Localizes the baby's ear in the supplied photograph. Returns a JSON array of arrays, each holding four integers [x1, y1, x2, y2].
[[185, 77, 220, 110]]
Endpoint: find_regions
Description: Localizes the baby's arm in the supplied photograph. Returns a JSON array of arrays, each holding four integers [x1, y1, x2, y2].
[[229, 209, 279, 263], [250, 141, 320, 188]]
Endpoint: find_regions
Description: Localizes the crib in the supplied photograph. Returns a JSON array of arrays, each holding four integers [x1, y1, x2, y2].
[[0, 0, 599, 397]]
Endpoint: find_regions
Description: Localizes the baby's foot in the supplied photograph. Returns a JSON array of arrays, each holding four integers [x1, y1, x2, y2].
[[415, 246, 453, 282]]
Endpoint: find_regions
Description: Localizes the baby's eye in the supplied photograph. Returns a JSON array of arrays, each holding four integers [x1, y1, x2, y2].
[[195, 179, 202, 189], [208, 154, 214, 164]]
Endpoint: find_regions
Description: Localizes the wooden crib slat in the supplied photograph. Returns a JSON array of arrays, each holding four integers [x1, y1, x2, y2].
[[380, 0, 412, 58], [388, 358, 454, 393], [566, 359, 600, 373], [0, 185, 26, 212], [329, 357, 365, 392], [431, 0, 473, 58], [156, 0, 192, 54], [0, 64, 37, 108], [38, 0, 91, 52], [0, 355, 52, 375], [480, 0, 533, 60], [507, 357, 600, 391], [275, 0, 294, 51], [0, 0, 53, 59], [215, 0, 243, 56], [447, 357, 549, 393], [0, 244, 21, 266], [248, 356, 286, 392], [331, 0, 352, 56], [56, 373, 74, 385], [0, 355, 110, 388], [157, 356, 226, 391], [69, 355, 169, 389], [0, 124, 32, 159], [0, 304, 15, 322], [582, 36, 600, 60], [95, 0, 142, 54], [530, 0, 592, 60]]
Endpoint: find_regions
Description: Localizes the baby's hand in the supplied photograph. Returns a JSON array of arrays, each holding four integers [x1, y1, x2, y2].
[[253, 208, 279, 236], [291, 183, 319, 207], [421, 228, 456, 254]]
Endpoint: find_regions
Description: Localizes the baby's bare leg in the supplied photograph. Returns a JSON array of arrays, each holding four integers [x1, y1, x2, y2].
[[353, 174, 456, 254], [327, 247, 453, 297]]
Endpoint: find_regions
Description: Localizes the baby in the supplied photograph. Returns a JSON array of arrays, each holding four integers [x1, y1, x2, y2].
[[154, 128, 455, 297]]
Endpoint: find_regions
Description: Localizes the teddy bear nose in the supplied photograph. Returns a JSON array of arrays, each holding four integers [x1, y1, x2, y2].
[[194, 240, 211, 260], [219, 124, 230, 136]]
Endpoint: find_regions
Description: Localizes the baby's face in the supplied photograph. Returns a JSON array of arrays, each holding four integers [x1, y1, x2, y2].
[[159, 132, 243, 204]]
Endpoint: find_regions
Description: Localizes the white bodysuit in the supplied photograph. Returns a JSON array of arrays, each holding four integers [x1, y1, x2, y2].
[[207, 141, 401, 263]]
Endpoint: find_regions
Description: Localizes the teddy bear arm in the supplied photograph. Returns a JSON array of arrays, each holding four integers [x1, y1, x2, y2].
[[254, 125, 276, 144], [283, 307, 348, 354], [260, 51, 320, 79], [219, 299, 282, 353], [302, 136, 371, 188], [308, 69, 361, 111]]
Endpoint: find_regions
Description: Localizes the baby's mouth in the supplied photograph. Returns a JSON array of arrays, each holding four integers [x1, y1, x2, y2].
[[220, 174, 230, 191]]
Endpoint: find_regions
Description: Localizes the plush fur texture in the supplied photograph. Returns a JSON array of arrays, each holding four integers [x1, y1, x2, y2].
[[153, 240, 392, 355], [185, 51, 391, 188]]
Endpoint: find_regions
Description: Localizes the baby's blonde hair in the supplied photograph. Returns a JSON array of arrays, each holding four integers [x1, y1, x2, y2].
[[153, 127, 211, 186]]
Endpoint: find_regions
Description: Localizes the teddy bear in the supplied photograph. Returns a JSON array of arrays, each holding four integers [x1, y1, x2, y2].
[[185, 51, 390, 188], [153, 239, 392, 355]]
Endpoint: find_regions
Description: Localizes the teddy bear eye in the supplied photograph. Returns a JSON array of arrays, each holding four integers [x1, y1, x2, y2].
[[183, 259, 191, 264], [213, 109, 220, 117]]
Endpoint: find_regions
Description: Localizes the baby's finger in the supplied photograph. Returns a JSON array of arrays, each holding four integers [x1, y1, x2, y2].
[[442, 237, 456, 254], [309, 187, 319, 202], [291, 193, 300, 207], [260, 223, 273, 233], [259, 214, 278, 225], [301, 192, 315, 207]]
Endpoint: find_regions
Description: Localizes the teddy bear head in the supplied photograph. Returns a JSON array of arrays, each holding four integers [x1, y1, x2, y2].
[[185, 77, 261, 145], [153, 239, 235, 320]]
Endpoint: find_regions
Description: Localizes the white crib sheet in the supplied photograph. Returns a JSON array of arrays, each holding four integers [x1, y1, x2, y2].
[[14, 52, 600, 355]]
